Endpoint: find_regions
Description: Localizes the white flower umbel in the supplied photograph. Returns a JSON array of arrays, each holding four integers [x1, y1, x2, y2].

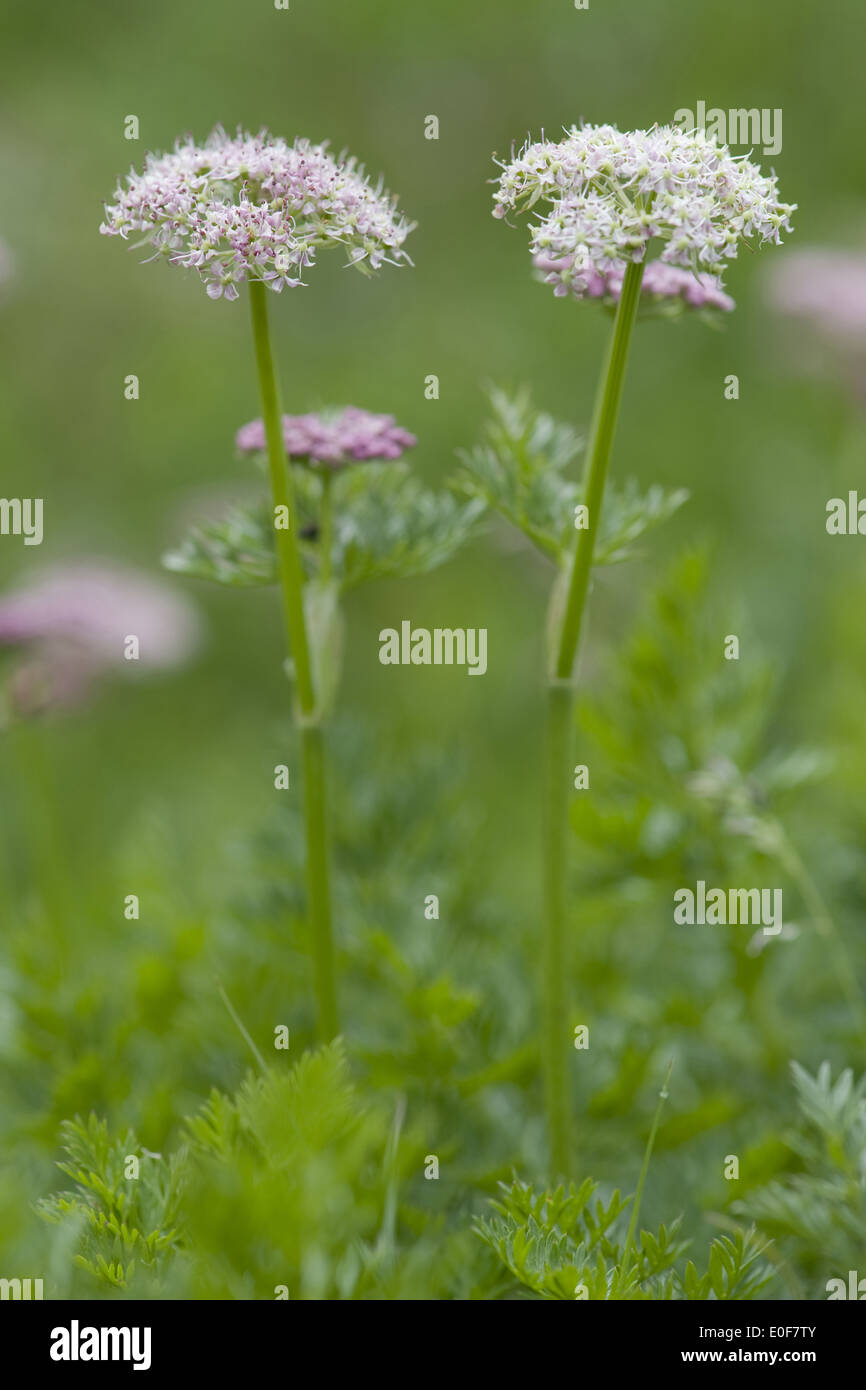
[[494, 122, 795, 302]]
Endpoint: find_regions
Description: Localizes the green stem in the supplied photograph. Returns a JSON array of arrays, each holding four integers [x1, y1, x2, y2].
[[248, 279, 315, 717], [248, 280, 339, 1040], [542, 260, 644, 1177], [613, 1059, 673, 1298], [555, 260, 645, 680], [300, 722, 338, 1039], [215, 977, 269, 1073], [320, 469, 334, 585], [542, 681, 573, 1177]]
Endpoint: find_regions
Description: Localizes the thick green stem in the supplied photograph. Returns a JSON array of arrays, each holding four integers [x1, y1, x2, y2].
[[555, 260, 645, 680], [248, 280, 339, 1040], [300, 722, 338, 1040], [248, 279, 315, 717], [542, 681, 574, 1177], [542, 260, 645, 1175]]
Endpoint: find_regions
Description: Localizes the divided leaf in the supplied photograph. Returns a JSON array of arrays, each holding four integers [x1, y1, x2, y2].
[[455, 385, 688, 564], [164, 464, 482, 592]]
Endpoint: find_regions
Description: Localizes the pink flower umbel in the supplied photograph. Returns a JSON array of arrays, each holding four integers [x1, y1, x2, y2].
[[236, 407, 417, 469], [0, 563, 200, 716], [100, 126, 415, 300]]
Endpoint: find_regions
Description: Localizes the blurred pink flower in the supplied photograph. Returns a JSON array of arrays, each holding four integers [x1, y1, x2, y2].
[[0, 563, 201, 715], [766, 248, 866, 341], [236, 406, 417, 469]]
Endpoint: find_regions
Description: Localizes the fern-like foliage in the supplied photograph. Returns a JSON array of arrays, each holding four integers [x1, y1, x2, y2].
[[36, 1114, 187, 1294], [475, 1177, 773, 1300], [327, 465, 485, 590], [163, 500, 277, 588], [163, 462, 483, 592], [180, 1041, 396, 1299], [454, 385, 688, 565], [37, 1042, 477, 1300], [734, 1062, 866, 1297]]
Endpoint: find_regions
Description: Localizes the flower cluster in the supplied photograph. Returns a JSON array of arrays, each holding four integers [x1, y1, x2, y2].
[[100, 126, 415, 300], [0, 564, 200, 715], [236, 406, 417, 469], [493, 123, 795, 301], [533, 254, 735, 310]]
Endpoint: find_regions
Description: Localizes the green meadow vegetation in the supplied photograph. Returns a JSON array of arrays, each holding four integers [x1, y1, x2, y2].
[[1, 0, 865, 1300]]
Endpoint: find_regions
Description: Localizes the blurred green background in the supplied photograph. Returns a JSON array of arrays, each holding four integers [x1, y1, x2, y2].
[[1, 0, 866, 1295]]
